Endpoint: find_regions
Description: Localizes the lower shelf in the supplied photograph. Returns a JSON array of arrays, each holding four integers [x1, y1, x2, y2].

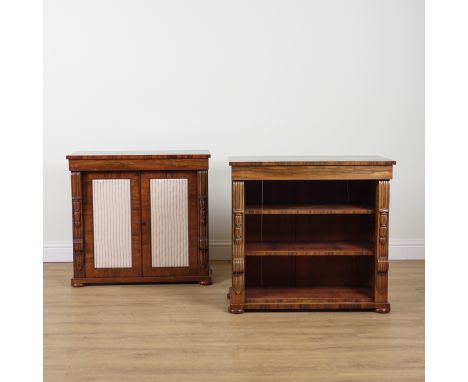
[[245, 286, 373, 303], [228, 287, 390, 312]]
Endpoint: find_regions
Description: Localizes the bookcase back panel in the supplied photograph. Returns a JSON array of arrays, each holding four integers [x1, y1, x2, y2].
[[245, 215, 374, 243], [245, 180, 375, 206], [245, 256, 372, 287], [150, 179, 189, 268], [92, 179, 133, 268]]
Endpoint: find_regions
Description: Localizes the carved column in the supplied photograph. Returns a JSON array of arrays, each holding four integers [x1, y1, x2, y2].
[[230, 181, 245, 313], [197, 171, 209, 271], [375, 181, 390, 307], [71, 172, 85, 281]]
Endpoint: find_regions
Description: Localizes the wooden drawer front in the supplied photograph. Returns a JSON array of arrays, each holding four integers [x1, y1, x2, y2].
[[92, 179, 133, 268], [150, 179, 189, 267]]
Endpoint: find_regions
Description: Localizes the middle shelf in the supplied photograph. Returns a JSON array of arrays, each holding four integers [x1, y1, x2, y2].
[[245, 241, 374, 256], [245, 204, 373, 215]]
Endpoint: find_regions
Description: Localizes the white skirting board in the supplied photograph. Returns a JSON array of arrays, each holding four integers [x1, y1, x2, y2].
[[43, 239, 425, 262]]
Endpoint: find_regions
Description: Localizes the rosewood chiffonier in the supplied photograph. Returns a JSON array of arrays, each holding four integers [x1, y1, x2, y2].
[[66, 151, 211, 286], [227, 156, 396, 313]]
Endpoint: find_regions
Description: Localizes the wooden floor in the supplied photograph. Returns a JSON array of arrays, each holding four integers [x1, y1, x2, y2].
[[44, 261, 424, 382]]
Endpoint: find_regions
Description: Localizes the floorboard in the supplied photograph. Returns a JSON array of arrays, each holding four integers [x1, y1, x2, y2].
[[44, 260, 424, 382]]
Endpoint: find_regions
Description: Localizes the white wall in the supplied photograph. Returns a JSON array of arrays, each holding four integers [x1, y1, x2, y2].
[[44, 0, 424, 260]]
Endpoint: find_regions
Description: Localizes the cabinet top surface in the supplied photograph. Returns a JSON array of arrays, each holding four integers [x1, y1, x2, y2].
[[67, 150, 210, 160], [229, 155, 396, 166]]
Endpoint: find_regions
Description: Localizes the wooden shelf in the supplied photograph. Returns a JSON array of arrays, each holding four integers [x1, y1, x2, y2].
[[245, 242, 373, 256], [245, 286, 373, 303], [245, 204, 373, 215]]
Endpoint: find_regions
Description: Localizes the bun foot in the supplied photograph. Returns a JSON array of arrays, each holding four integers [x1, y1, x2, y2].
[[228, 306, 244, 314], [375, 305, 391, 314], [199, 279, 212, 286], [71, 280, 85, 288]]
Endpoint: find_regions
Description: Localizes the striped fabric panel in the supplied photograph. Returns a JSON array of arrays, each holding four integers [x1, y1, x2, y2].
[[150, 179, 189, 267], [92, 179, 132, 268]]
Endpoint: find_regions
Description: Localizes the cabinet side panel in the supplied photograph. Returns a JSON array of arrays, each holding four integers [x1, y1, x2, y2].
[[92, 179, 133, 268], [71, 172, 85, 278], [150, 179, 189, 267], [198, 171, 209, 271]]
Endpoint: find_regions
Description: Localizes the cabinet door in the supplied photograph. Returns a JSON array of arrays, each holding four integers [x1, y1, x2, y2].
[[141, 172, 198, 276], [83, 172, 142, 277]]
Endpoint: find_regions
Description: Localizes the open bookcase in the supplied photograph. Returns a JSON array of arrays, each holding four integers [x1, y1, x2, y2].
[[228, 156, 396, 313]]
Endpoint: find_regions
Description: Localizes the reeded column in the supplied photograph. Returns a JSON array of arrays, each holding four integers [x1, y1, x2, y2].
[[375, 180, 390, 313], [229, 181, 245, 313]]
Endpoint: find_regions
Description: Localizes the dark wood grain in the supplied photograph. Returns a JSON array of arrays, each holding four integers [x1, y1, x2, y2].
[[70, 172, 85, 278], [71, 274, 211, 285], [232, 165, 393, 180], [245, 214, 373, 244], [69, 158, 209, 171], [245, 180, 376, 206], [230, 181, 245, 312], [228, 157, 395, 313], [246, 255, 373, 289], [197, 171, 210, 277], [245, 241, 373, 256], [294, 256, 372, 287], [245, 204, 373, 215], [67, 150, 210, 160], [229, 155, 396, 166], [246, 286, 373, 302], [243, 302, 390, 311], [374, 180, 390, 310], [67, 153, 211, 286]]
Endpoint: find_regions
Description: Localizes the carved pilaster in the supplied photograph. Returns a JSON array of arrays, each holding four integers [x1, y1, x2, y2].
[[375, 181, 390, 303], [197, 171, 209, 271], [231, 181, 245, 307], [71, 172, 85, 278]]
